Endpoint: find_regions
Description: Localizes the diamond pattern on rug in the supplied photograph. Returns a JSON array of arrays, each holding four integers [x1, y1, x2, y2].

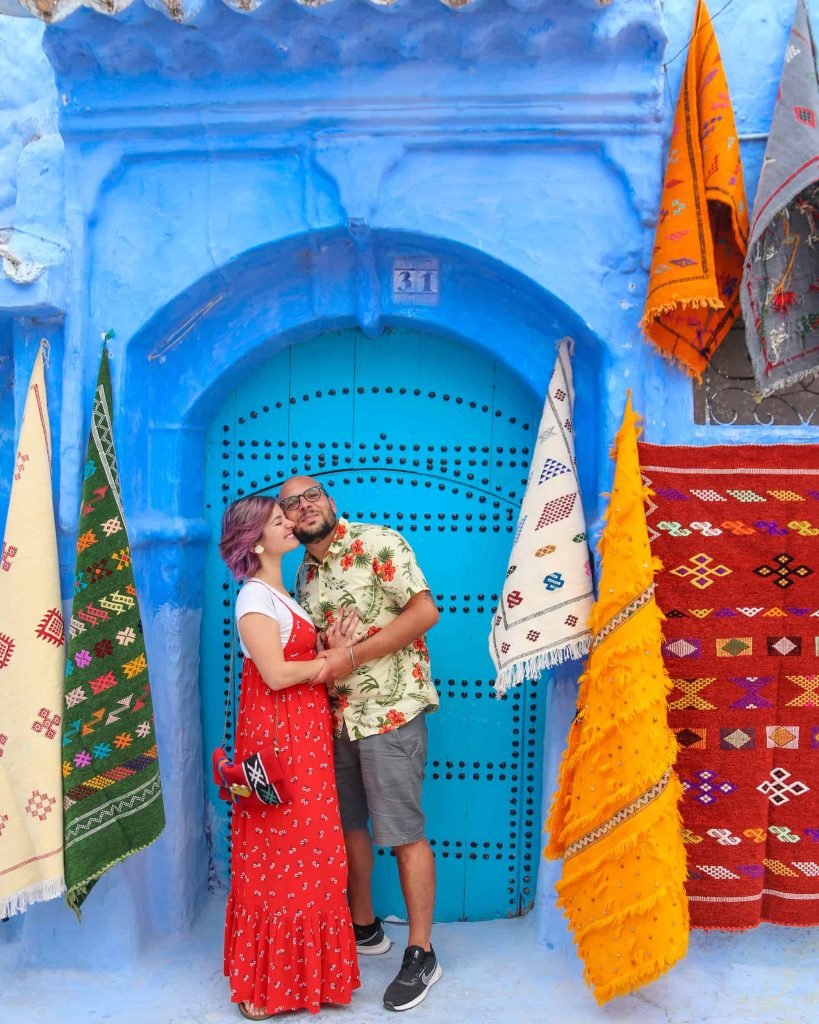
[[716, 637, 752, 657], [675, 727, 707, 750], [535, 493, 577, 530], [767, 636, 802, 656], [720, 727, 755, 750], [766, 725, 800, 749], [663, 638, 701, 658]]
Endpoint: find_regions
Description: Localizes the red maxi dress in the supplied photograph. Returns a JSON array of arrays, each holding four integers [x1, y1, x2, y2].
[[223, 599, 360, 1013]]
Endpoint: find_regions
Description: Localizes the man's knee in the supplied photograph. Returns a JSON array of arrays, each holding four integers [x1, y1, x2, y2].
[[392, 837, 430, 860]]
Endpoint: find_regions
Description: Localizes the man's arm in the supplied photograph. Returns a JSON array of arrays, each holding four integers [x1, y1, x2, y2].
[[320, 590, 439, 680]]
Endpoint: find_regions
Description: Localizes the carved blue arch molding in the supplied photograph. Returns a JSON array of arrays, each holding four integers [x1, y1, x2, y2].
[[108, 224, 604, 938]]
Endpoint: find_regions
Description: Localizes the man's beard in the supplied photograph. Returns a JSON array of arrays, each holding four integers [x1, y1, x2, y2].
[[293, 509, 337, 544]]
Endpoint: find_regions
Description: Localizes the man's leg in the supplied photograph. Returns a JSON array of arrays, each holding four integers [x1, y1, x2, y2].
[[394, 837, 436, 951], [344, 826, 375, 926], [361, 714, 441, 1009]]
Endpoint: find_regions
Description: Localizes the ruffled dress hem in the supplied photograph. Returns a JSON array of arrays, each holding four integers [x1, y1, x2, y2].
[[224, 891, 361, 1014]]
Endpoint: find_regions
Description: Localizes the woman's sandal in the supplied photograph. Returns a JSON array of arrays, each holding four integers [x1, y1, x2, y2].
[[238, 1002, 275, 1021]]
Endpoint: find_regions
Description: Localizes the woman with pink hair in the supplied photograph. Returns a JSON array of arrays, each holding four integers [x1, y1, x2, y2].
[[218, 494, 360, 1020]]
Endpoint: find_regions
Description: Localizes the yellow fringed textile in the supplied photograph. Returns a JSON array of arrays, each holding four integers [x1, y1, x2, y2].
[[545, 394, 689, 1005]]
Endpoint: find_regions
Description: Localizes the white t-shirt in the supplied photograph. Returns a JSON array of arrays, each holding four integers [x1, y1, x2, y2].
[[235, 579, 307, 657]]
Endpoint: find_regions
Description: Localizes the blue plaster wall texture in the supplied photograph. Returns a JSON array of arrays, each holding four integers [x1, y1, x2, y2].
[[0, 0, 817, 972]]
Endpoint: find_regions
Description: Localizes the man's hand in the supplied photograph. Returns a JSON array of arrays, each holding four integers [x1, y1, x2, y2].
[[324, 608, 362, 650], [317, 645, 357, 683], [310, 652, 334, 686]]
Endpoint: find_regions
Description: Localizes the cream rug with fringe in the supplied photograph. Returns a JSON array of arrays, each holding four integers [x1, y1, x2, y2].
[[0, 344, 66, 917], [490, 338, 593, 694]]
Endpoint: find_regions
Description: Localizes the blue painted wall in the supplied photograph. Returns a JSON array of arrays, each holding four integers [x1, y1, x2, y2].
[[0, 0, 816, 968]]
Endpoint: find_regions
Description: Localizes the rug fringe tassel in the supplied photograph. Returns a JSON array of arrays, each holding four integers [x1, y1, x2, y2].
[[0, 875, 65, 919], [494, 636, 592, 694], [753, 360, 819, 397]]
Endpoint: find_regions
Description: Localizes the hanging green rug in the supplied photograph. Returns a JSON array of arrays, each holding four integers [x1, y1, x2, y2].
[[62, 347, 165, 915]]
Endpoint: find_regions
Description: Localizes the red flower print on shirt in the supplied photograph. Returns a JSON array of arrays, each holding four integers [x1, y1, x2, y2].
[[378, 708, 407, 733], [350, 539, 364, 556], [366, 625, 381, 637], [411, 663, 424, 681], [380, 559, 396, 582], [412, 637, 429, 659], [335, 522, 347, 541], [324, 609, 336, 625], [306, 565, 318, 584], [340, 554, 354, 571]]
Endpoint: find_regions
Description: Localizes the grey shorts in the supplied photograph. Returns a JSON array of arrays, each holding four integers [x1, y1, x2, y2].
[[333, 712, 428, 848]]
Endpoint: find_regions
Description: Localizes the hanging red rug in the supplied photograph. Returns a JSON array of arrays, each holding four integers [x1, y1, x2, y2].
[[639, 442, 819, 930]]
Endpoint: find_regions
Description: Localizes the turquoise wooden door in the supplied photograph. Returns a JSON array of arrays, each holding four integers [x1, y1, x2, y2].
[[200, 327, 545, 921]]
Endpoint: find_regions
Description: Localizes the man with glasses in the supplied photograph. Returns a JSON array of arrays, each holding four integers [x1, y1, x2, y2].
[[278, 475, 442, 1012]]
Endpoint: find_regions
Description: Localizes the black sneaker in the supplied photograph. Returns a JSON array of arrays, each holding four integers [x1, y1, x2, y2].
[[383, 945, 442, 1012], [353, 917, 392, 955]]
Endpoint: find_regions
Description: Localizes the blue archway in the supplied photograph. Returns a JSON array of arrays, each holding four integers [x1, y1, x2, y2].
[[118, 227, 604, 930]]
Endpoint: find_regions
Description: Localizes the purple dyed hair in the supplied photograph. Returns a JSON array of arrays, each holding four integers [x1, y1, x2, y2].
[[219, 495, 279, 581]]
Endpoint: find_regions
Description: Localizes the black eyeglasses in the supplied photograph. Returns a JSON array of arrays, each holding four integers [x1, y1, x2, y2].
[[279, 485, 325, 513]]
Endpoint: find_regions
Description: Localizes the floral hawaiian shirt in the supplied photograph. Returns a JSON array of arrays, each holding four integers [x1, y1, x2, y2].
[[295, 518, 439, 739]]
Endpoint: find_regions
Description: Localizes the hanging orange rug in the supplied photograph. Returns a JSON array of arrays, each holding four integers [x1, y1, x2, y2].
[[545, 395, 689, 1004], [641, 0, 749, 379]]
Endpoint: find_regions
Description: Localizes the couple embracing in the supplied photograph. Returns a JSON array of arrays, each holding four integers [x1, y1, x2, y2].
[[218, 476, 441, 1019]]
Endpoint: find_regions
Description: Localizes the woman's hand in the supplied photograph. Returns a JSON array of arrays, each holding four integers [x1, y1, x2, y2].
[[324, 608, 362, 650]]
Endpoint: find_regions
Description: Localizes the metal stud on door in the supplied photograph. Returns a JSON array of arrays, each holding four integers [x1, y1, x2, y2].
[[201, 327, 545, 920]]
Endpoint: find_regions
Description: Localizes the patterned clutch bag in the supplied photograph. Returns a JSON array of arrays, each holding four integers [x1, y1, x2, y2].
[[212, 746, 292, 807]]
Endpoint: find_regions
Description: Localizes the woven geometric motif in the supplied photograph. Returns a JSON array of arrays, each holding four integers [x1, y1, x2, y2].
[[786, 676, 819, 707], [535, 493, 576, 530], [754, 553, 813, 589], [682, 768, 737, 805], [25, 789, 57, 821], [663, 638, 701, 658], [34, 608, 64, 647], [766, 725, 800, 749], [769, 490, 805, 502], [671, 553, 732, 589], [696, 864, 741, 880], [640, 440, 819, 929], [729, 676, 774, 710], [716, 637, 752, 657], [0, 632, 14, 670], [76, 530, 97, 553], [757, 768, 809, 805], [767, 636, 802, 656], [669, 677, 717, 711], [1, 542, 17, 572], [763, 858, 799, 876], [727, 490, 766, 502], [690, 489, 725, 501], [720, 727, 755, 750], [539, 458, 570, 484], [675, 727, 707, 750], [31, 707, 61, 741], [793, 862, 819, 876]]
